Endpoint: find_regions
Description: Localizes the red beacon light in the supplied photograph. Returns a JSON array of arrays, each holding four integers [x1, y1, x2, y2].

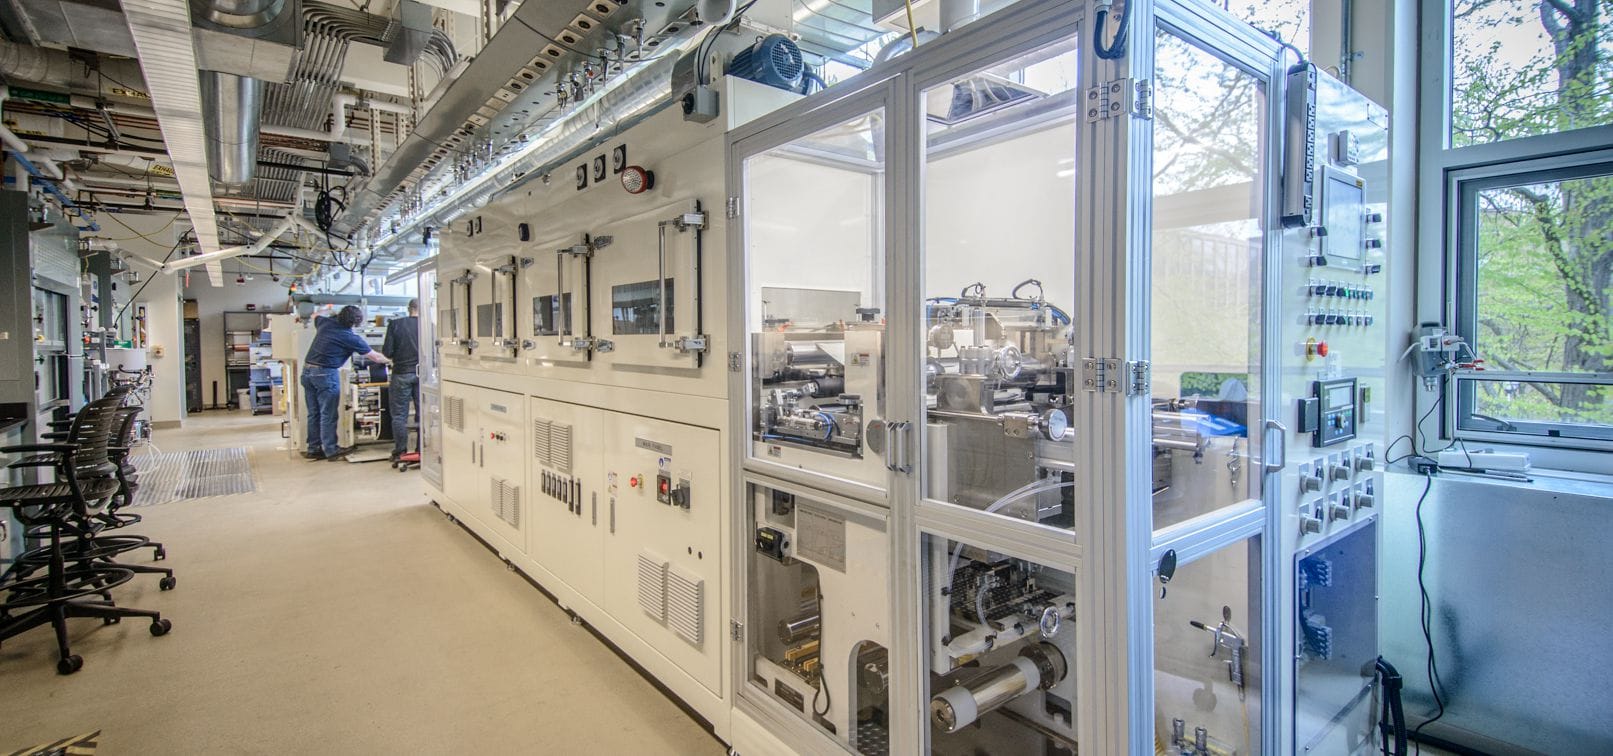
[[620, 165, 655, 194]]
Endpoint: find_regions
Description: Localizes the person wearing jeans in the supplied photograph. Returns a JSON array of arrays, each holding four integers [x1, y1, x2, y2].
[[382, 299, 420, 462], [301, 305, 391, 461]]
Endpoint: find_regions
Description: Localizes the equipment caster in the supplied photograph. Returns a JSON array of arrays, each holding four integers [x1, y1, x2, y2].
[[57, 655, 83, 675], [149, 619, 171, 636], [103, 616, 121, 625], [159, 576, 177, 591], [154, 547, 167, 561]]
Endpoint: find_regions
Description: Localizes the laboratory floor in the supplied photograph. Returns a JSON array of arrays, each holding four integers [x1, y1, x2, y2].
[[0, 411, 726, 755]]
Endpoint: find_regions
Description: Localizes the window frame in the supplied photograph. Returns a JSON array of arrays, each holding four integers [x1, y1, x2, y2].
[[1419, 1, 1613, 472]]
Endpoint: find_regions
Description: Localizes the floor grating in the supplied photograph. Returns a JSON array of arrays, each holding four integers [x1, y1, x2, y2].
[[130, 447, 256, 505]]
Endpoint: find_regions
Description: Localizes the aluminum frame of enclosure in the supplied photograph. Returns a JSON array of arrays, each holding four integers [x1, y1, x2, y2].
[[726, 0, 1300, 752]]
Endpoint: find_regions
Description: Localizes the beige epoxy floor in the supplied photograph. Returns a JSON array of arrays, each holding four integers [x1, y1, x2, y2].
[[0, 411, 726, 755]]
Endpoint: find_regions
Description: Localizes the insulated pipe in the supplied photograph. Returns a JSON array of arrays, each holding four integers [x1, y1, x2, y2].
[[930, 643, 1067, 733], [200, 71, 266, 186]]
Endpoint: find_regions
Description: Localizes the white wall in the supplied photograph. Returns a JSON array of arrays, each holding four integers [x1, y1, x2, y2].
[[107, 214, 186, 427], [182, 275, 292, 406]]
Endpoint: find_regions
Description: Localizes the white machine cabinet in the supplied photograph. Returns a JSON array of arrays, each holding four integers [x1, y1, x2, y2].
[[524, 395, 605, 603]]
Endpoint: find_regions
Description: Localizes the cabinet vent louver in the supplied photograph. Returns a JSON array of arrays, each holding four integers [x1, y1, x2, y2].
[[666, 565, 705, 647], [445, 396, 466, 431], [532, 418, 573, 473], [490, 477, 521, 528], [533, 419, 552, 466], [637, 551, 668, 622]]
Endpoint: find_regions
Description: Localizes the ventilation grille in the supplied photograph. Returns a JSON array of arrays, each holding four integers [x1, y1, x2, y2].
[[445, 395, 466, 431], [490, 477, 521, 528], [532, 418, 573, 473], [666, 564, 705, 647], [637, 551, 668, 622]]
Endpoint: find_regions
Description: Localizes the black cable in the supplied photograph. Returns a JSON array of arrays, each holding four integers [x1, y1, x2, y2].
[[1093, 0, 1132, 60], [697, 0, 761, 85], [1375, 657, 1408, 756], [811, 666, 831, 718], [112, 235, 185, 325], [1409, 472, 1447, 754]]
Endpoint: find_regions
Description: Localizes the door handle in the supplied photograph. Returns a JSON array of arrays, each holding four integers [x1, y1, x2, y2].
[[1263, 419, 1288, 474]]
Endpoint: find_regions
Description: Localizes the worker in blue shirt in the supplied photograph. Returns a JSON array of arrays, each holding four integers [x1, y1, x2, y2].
[[302, 305, 391, 460]]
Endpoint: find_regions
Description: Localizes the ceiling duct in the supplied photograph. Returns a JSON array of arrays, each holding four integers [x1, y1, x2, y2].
[[382, 0, 432, 67], [123, 0, 225, 284], [200, 70, 264, 186]]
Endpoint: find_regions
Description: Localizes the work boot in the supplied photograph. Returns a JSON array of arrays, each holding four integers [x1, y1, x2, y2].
[[301, 450, 324, 460], [325, 446, 355, 460]]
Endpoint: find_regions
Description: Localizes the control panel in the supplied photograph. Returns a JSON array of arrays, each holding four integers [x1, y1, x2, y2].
[[1298, 377, 1358, 447]]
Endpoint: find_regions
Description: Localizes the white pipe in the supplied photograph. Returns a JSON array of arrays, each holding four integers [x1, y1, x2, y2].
[[163, 214, 295, 271]]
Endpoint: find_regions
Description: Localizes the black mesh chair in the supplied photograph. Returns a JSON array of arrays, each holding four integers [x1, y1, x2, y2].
[[0, 397, 172, 675], [5, 406, 174, 589]]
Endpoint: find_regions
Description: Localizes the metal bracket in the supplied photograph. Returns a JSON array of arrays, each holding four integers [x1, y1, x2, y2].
[[728, 351, 742, 372], [1086, 78, 1151, 122], [1083, 358, 1150, 395], [674, 335, 709, 354], [730, 619, 744, 641], [726, 196, 739, 219], [594, 339, 615, 353], [519, 257, 535, 268]]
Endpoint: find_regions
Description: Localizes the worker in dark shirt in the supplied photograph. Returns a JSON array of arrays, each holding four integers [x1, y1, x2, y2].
[[302, 305, 390, 461], [382, 298, 420, 463]]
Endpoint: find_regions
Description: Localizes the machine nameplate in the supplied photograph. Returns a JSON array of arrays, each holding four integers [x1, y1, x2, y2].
[[488, 403, 508, 414], [635, 437, 673, 456], [796, 503, 847, 573]]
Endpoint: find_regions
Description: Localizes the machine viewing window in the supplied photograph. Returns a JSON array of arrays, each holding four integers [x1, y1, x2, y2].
[[611, 279, 672, 335], [922, 534, 1076, 754], [1154, 536, 1262, 756], [1148, 31, 1267, 530], [920, 37, 1079, 529], [744, 107, 887, 488], [533, 293, 573, 336], [475, 303, 502, 339]]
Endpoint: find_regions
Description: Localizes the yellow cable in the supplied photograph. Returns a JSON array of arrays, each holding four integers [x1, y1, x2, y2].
[[903, 0, 920, 45]]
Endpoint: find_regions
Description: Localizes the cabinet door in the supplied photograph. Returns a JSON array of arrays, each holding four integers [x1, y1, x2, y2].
[[524, 396, 605, 604], [473, 387, 526, 547], [599, 412, 723, 695], [519, 233, 593, 367], [590, 199, 707, 373], [439, 381, 479, 509]]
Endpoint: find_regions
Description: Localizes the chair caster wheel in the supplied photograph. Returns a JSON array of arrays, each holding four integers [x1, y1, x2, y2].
[[154, 549, 167, 561], [150, 619, 172, 636], [159, 576, 177, 591], [57, 655, 84, 675], [103, 616, 121, 625]]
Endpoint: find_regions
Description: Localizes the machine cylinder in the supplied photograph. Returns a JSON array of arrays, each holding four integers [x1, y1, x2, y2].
[[777, 613, 821, 643], [929, 642, 1066, 732]]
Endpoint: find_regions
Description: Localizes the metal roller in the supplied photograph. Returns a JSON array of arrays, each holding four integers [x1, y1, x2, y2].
[[778, 613, 821, 643], [930, 642, 1067, 733]]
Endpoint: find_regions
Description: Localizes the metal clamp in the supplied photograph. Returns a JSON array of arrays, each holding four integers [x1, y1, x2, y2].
[[1263, 419, 1288, 474]]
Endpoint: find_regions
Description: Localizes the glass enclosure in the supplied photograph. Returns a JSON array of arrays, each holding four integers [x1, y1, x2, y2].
[[1149, 30, 1270, 531], [1154, 537, 1263, 755], [919, 37, 1080, 529], [922, 533, 1077, 754], [744, 480, 891, 753], [744, 108, 889, 490]]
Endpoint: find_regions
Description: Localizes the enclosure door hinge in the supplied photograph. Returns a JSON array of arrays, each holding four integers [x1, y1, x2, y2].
[[726, 196, 740, 219], [1086, 78, 1152, 122], [730, 619, 744, 641], [728, 351, 742, 372], [1084, 358, 1150, 395]]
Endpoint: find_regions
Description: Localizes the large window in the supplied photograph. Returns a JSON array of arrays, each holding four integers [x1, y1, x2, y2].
[[1427, 1, 1613, 454]]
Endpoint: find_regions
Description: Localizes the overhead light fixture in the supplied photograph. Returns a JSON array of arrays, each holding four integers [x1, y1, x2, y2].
[[620, 165, 654, 194]]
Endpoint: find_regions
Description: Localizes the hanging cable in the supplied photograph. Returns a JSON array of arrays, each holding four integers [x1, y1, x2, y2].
[[1093, 0, 1132, 60]]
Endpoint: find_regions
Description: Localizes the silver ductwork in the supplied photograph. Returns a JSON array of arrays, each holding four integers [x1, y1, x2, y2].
[[200, 71, 266, 186], [0, 39, 147, 90]]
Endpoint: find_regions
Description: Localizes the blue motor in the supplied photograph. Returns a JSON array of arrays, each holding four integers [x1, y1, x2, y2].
[[728, 34, 804, 93]]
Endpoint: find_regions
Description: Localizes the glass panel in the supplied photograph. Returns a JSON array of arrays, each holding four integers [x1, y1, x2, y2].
[[532, 293, 574, 336], [1154, 536, 1263, 755], [1471, 173, 1612, 379], [744, 482, 890, 754], [1450, 1, 1613, 147], [610, 279, 673, 335], [1150, 31, 1267, 530], [922, 534, 1077, 754], [1218, 0, 1311, 57], [745, 108, 888, 489], [1458, 379, 1613, 441], [919, 38, 1080, 529]]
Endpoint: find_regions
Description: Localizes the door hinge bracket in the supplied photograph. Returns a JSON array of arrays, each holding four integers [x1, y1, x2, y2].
[[728, 351, 742, 372], [1084, 358, 1150, 395], [726, 196, 740, 219], [730, 619, 744, 641], [1086, 78, 1151, 122]]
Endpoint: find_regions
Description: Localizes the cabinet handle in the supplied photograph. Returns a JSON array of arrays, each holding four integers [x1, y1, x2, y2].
[[1264, 419, 1288, 474], [609, 496, 615, 534]]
